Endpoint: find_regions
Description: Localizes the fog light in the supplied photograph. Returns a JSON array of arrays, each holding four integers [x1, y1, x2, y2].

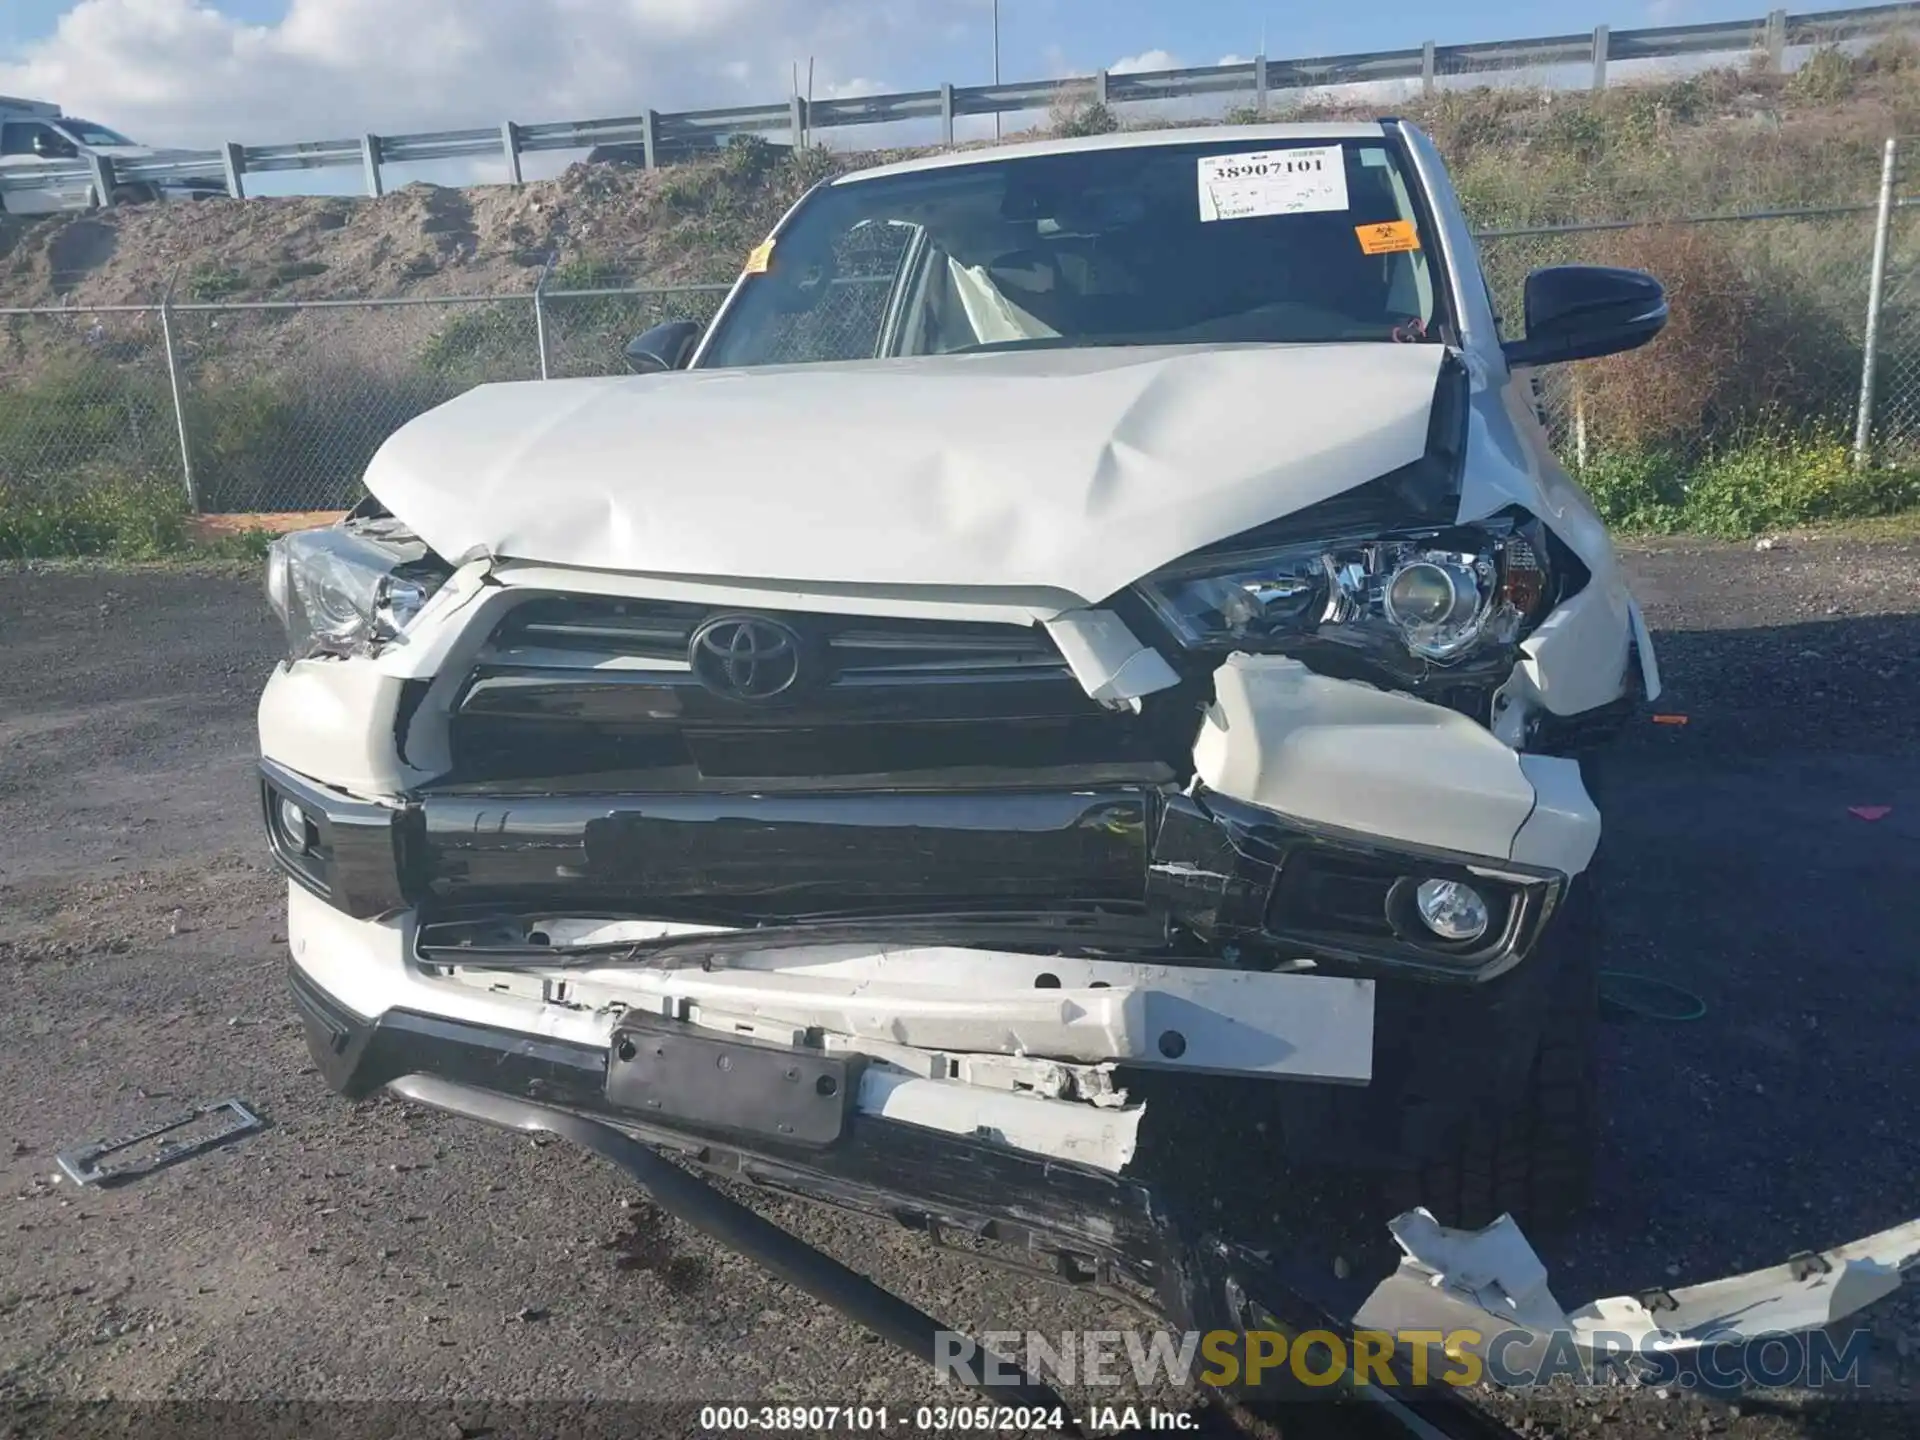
[[278, 795, 309, 852], [1414, 879, 1489, 942]]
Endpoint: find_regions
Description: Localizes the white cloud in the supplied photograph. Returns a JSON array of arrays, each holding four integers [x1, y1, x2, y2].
[[1109, 49, 1181, 75], [0, 0, 961, 149], [818, 76, 889, 99], [1216, 53, 1251, 67]]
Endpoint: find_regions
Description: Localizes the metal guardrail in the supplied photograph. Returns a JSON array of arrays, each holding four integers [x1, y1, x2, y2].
[[1, 2, 1914, 206]]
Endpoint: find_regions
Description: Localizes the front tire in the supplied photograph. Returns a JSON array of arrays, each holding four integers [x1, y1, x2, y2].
[[1386, 865, 1601, 1232]]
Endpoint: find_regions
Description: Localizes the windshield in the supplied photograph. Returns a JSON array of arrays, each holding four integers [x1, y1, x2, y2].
[[700, 136, 1444, 369], [58, 119, 135, 147]]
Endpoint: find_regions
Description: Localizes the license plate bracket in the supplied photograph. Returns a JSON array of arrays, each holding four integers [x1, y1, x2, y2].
[[605, 1015, 854, 1147]]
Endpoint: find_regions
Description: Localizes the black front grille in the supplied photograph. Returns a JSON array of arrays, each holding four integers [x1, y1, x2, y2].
[[443, 595, 1178, 790], [488, 597, 1069, 678]]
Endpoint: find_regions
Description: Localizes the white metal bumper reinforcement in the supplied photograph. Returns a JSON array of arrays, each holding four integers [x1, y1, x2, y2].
[[287, 883, 1376, 1174]]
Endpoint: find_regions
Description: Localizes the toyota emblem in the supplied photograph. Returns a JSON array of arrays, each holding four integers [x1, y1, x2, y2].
[[689, 614, 804, 700]]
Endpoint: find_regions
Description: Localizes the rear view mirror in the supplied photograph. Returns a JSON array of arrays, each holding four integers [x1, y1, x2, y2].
[[623, 320, 703, 374], [1501, 265, 1667, 369]]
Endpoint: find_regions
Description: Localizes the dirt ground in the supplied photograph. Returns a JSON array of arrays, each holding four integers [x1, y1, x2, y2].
[[0, 536, 1916, 1439]]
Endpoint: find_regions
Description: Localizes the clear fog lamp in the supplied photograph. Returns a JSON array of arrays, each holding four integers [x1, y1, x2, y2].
[[1414, 879, 1490, 942]]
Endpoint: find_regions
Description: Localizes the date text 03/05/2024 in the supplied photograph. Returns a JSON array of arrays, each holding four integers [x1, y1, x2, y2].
[[696, 1405, 1202, 1432]]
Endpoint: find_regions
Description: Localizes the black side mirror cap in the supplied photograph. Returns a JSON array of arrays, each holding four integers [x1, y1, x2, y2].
[[1501, 265, 1667, 369], [624, 320, 703, 374]]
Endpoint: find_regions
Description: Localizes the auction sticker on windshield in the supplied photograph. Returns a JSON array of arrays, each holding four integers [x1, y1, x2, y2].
[[1197, 145, 1349, 222]]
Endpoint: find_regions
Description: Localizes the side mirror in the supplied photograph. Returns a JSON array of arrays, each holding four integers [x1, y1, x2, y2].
[[1501, 265, 1667, 369], [624, 320, 702, 374], [32, 131, 77, 160]]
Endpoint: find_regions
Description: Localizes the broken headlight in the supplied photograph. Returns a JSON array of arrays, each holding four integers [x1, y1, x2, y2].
[[1135, 522, 1550, 666], [265, 521, 446, 663]]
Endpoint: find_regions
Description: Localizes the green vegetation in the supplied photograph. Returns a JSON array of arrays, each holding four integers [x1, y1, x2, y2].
[[270, 259, 330, 285], [186, 265, 249, 302], [418, 303, 534, 375], [0, 473, 191, 559], [1577, 432, 1920, 537]]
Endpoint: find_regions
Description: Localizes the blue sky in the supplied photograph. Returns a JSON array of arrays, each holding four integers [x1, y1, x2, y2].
[[3, 0, 1789, 90]]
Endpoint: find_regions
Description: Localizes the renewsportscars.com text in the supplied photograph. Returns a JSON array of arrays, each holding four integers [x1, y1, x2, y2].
[[935, 1327, 1875, 1391]]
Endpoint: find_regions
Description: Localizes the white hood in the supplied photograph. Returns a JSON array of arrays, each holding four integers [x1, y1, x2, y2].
[[367, 344, 1447, 602]]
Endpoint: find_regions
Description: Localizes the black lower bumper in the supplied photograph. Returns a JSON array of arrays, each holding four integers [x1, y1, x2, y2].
[[263, 756, 1565, 982]]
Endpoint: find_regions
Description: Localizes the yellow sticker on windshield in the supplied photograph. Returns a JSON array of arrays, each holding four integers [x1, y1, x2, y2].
[[743, 237, 775, 274], [1356, 220, 1420, 255]]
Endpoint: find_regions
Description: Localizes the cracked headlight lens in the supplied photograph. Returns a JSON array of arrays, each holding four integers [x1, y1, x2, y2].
[[265, 522, 445, 663], [1135, 524, 1547, 666]]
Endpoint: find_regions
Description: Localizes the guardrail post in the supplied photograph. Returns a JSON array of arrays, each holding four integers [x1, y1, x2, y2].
[[1420, 41, 1436, 98], [641, 110, 659, 169], [87, 152, 116, 206], [790, 93, 806, 147], [221, 142, 247, 199], [158, 276, 199, 512], [361, 133, 384, 197], [1094, 68, 1109, 109], [533, 250, 556, 381], [500, 121, 523, 185], [940, 83, 955, 145], [1591, 26, 1610, 90], [1854, 136, 1898, 470], [1765, 8, 1788, 70], [1254, 54, 1269, 112]]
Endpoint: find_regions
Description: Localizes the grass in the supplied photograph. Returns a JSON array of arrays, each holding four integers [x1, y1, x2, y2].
[[0, 474, 192, 559], [186, 266, 249, 302], [1576, 432, 1920, 538], [0, 472, 284, 561]]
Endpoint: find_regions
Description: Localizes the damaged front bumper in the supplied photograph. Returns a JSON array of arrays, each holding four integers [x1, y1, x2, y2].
[[315, 998, 1919, 1429], [262, 642, 1605, 1181]]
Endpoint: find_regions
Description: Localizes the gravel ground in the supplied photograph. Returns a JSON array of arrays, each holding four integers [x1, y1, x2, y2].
[[0, 537, 1915, 1439]]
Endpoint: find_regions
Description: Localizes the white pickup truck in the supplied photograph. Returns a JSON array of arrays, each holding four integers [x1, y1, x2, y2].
[[0, 95, 223, 213]]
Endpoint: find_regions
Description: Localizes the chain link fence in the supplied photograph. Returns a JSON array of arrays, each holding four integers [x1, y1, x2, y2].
[[5, 168, 1919, 514], [0, 307, 182, 497], [1478, 209, 1880, 459]]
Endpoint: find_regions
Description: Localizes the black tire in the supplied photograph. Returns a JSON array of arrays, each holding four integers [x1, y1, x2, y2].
[[1385, 861, 1602, 1233]]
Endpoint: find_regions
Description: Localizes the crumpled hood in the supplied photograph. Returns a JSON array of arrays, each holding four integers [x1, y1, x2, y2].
[[366, 343, 1447, 602]]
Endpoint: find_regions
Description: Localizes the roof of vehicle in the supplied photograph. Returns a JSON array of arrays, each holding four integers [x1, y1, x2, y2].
[[0, 96, 63, 119], [834, 120, 1391, 185]]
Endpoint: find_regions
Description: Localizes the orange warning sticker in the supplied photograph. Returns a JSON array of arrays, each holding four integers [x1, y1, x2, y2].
[[743, 238, 775, 275], [1356, 220, 1420, 255]]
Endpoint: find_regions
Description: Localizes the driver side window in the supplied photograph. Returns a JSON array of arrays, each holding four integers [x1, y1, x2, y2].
[[750, 221, 916, 365], [1, 123, 59, 157]]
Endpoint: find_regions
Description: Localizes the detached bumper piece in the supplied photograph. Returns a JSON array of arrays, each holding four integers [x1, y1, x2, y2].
[[295, 968, 1914, 1434], [382, 1067, 1526, 1440]]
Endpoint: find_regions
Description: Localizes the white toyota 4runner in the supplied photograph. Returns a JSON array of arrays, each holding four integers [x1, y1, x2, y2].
[[260, 122, 1672, 1249]]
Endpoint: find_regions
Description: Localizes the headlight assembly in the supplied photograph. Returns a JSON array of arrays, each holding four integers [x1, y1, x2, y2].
[[1135, 520, 1551, 667], [265, 520, 447, 663]]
